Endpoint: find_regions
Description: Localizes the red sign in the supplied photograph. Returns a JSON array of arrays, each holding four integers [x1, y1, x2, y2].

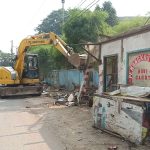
[[128, 53, 150, 84]]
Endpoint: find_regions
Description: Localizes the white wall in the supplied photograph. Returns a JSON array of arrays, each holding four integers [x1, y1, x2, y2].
[[99, 31, 150, 92], [123, 32, 150, 53]]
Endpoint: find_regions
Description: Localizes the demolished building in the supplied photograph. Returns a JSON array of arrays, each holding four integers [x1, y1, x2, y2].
[[93, 24, 150, 144]]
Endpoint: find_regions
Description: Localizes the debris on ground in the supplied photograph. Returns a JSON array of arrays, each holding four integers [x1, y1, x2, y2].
[[41, 84, 95, 107], [25, 106, 30, 108], [66, 101, 75, 107], [54, 93, 77, 107], [67, 93, 74, 102], [42, 91, 49, 96], [108, 145, 118, 150], [41, 84, 78, 107], [54, 98, 67, 105], [65, 93, 76, 106]]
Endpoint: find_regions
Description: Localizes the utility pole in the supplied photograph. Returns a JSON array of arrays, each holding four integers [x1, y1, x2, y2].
[[10, 40, 13, 57], [61, 0, 65, 26], [10, 40, 14, 66]]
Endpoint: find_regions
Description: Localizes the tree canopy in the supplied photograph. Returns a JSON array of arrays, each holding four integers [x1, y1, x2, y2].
[[35, 9, 68, 35], [112, 17, 146, 35], [63, 8, 112, 50], [102, 1, 118, 26], [0, 50, 13, 66]]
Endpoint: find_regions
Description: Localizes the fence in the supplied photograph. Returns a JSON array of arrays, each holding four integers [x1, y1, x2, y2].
[[45, 69, 99, 91]]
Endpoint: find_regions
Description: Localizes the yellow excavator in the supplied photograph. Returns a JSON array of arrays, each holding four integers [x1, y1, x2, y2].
[[0, 32, 87, 97]]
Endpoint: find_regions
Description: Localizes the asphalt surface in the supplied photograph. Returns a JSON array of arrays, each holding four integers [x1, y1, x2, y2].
[[0, 97, 64, 150], [0, 96, 149, 150]]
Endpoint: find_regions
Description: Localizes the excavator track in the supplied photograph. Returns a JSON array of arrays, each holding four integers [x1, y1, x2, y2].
[[0, 85, 42, 98]]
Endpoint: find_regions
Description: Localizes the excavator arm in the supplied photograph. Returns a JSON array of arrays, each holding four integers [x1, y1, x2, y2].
[[14, 32, 85, 79]]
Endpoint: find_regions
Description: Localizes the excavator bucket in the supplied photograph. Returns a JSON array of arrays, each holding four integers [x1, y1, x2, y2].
[[68, 53, 87, 69], [68, 54, 81, 68]]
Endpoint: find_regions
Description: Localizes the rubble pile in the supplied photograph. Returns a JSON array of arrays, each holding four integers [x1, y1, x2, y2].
[[42, 85, 79, 106]]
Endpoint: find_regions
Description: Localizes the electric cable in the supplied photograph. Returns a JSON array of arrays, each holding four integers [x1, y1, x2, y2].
[[67, 0, 100, 23], [44, 0, 98, 27], [29, 0, 48, 24], [78, 0, 100, 16], [35, 0, 101, 33], [144, 16, 150, 25], [76, 0, 87, 8]]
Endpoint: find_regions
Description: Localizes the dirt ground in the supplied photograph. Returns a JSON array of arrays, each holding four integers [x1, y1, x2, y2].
[[0, 96, 149, 150]]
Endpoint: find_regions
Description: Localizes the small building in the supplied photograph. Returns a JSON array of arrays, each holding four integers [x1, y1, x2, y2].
[[93, 24, 150, 144]]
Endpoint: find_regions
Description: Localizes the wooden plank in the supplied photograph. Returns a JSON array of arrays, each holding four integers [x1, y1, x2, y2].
[[112, 95, 150, 102], [94, 93, 150, 102]]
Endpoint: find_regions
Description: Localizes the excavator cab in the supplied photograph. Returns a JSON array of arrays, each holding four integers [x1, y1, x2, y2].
[[22, 54, 39, 79]]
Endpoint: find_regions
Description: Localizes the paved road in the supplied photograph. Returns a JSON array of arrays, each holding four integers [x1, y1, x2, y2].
[[0, 97, 148, 150], [0, 98, 64, 150]]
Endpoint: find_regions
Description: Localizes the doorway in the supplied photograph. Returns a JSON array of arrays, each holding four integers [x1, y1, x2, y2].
[[104, 55, 118, 92]]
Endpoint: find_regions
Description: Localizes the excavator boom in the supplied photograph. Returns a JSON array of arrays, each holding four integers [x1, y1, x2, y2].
[[14, 32, 85, 79]]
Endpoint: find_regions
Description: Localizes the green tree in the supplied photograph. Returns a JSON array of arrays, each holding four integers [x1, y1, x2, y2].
[[0, 50, 13, 66], [102, 1, 118, 26], [112, 17, 146, 35], [63, 8, 111, 51], [35, 9, 68, 35], [94, 5, 101, 11]]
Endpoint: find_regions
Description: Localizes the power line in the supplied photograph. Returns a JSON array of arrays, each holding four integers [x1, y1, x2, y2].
[[76, 0, 87, 8], [41, 0, 88, 26], [83, 0, 98, 10], [144, 16, 150, 25], [68, 0, 98, 23], [28, 0, 48, 26], [68, 0, 100, 23], [57, 0, 89, 24], [36, 1, 85, 28], [79, 0, 100, 15], [37, 0, 101, 31], [79, 0, 101, 40]]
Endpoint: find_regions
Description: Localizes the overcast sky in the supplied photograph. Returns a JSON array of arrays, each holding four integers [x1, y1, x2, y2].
[[0, 0, 149, 53]]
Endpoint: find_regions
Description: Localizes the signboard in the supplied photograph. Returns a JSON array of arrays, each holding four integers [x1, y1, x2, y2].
[[128, 51, 150, 87]]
